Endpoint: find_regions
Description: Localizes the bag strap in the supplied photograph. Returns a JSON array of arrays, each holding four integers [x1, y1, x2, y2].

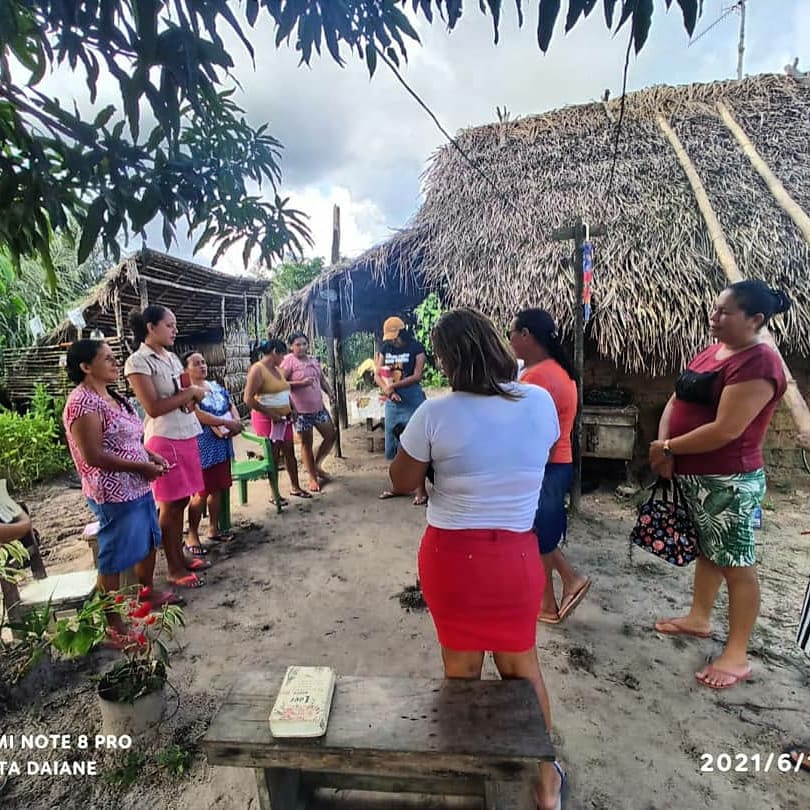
[[645, 477, 670, 506]]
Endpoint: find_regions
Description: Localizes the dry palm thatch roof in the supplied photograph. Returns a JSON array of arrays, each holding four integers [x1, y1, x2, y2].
[[276, 74, 810, 374], [49, 248, 269, 343]]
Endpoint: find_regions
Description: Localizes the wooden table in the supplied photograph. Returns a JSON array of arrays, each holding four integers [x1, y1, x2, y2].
[[202, 670, 554, 810]]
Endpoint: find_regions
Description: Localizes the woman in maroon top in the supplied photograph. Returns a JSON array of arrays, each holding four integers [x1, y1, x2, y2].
[[649, 280, 790, 689]]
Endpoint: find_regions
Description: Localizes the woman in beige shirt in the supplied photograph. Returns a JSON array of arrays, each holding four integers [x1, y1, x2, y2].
[[125, 305, 208, 589]]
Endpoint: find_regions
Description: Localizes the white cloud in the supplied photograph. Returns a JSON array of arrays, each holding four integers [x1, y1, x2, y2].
[[194, 184, 388, 275], [38, 1, 810, 272]]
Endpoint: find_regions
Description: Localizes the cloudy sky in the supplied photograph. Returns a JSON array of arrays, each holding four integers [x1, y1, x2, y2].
[[73, 1, 810, 271]]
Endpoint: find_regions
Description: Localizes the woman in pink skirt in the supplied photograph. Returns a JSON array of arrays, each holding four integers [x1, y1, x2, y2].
[[390, 308, 565, 809], [125, 305, 208, 589]]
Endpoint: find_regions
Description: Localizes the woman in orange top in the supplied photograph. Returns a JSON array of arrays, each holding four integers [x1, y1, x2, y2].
[[511, 308, 591, 624]]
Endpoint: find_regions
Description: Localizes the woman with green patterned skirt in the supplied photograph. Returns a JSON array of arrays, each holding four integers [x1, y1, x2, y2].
[[649, 280, 790, 690]]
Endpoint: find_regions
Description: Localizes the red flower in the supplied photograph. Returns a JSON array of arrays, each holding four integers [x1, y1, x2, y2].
[[130, 602, 153, 619], [135, 633, 147, 645], [113, 594, 125, 603], [139, 586, 152, 599], [144, 615, 157, 625]]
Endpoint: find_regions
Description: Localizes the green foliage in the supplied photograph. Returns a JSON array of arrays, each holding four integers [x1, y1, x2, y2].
[[0, 232, 106, 386], [0, 539, 28, 586], [0, 385, 72, 489], [106, 751, 149, 789], [156, 744, 195, 777], [413, 293, 443, 349], [93, 594, 185, 703], [1, 2, 702, 283], [270, 257, 324, 309], [414, 293, 447, 388], [342, 332, 376, 372]]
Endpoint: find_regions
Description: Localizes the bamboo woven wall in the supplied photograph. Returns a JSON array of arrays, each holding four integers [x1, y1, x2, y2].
[[2, 337, 127, 405]]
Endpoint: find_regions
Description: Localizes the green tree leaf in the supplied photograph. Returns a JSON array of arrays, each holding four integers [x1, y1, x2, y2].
[[537, 0, 562, 52]]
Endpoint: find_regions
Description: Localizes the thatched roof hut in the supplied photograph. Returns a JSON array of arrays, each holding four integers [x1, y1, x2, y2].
[[276, 74, 810, 376], [3, 249, 269, 406]]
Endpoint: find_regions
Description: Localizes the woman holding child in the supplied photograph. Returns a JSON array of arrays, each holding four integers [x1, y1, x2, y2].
[[245, 338, 310, 500]]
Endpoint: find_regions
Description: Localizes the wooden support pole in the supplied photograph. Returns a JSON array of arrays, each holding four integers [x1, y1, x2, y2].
[[113, 288, 123, 340], [716, 101, 810, 246], [657, 115, 741, 279], [138, 277, 149, 309], [552, 220, 606, 514], [330, 208, 349, 432], [326, 205, 344, 457], [220, 296, 226, 333], [137, 274, 255, 300], [659, 113, 810, 435]]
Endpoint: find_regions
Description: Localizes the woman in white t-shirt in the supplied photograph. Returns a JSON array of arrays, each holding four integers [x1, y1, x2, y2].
[[391, 308, 565, 809]]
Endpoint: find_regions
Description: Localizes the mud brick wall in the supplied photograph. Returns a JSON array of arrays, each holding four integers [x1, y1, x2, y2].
[[762, 354, 810, 476], [582, 352, 810, 479]]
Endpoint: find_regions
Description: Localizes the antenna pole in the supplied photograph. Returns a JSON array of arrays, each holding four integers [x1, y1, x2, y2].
[[737, 0, 746, 80]]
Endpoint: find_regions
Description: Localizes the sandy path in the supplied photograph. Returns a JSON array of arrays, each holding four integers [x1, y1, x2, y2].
[[3, 426, 809, 809]]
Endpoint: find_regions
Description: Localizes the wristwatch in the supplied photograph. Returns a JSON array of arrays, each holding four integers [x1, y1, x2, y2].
[[662, 439, 673, 458]]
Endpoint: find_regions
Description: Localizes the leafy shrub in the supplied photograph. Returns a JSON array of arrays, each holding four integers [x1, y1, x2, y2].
[[414, 293, 448, 389], [0, 384, 72, 489], [342, 331, 375, 371]]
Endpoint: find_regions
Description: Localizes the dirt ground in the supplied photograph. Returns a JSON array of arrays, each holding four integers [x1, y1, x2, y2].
[[2, 424, 809, 810]]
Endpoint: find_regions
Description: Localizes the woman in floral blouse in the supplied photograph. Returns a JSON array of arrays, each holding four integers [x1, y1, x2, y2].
[[182, 352, 243, 548], [63, 339, 175, 609]]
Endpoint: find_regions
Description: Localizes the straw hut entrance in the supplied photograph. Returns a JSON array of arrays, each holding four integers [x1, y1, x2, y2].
[[3, 249, 270, 412], [276, 74, 810, 475]]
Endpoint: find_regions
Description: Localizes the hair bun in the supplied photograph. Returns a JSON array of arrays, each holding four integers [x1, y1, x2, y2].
[[770, 288, 792, 314]]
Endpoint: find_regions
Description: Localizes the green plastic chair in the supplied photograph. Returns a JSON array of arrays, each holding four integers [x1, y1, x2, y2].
[[221, 431, 283, 531]]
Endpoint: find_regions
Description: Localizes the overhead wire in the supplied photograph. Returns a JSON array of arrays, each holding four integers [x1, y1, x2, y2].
[[373, 45, 527, 222]]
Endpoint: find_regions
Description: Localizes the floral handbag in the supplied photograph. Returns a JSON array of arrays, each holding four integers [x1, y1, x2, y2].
[[629, 478, 700, 566]]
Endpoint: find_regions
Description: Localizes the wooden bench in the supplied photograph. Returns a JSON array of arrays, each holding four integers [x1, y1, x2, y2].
[[1, 526, 97, 639], [202, 670, 554, 809]]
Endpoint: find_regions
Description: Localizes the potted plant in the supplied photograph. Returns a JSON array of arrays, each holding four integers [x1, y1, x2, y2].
[[48, 588, 184, 740]]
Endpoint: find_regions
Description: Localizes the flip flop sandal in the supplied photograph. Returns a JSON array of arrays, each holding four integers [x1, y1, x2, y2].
[[289, 491, 313, 499], [186, 557, 211, 572], [538, 612, 562, 625], [183, 543, 208, 557], [654, 619, 712, 639], [536, 761, 566, 810], [557, 578, 592, 621], [378, 491, 404, 500], [206, 533, 235, 543], [412, 496, 428, 506], [169, 573, 205, 589]]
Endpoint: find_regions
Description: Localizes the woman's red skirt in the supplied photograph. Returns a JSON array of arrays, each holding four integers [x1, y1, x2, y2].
[[200, 459, 232, 497], [417, 525, 545, 653]]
